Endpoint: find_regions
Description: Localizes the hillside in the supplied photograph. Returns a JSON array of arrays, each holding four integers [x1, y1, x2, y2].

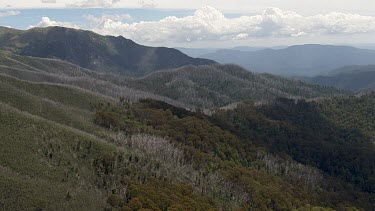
[[0, 74, 222, 210], [0, 53, 345, 108], [304, 65, 375, 91], [125, 64, 346, 107], [1, 71, 374, 210], [0, 26, 215, 76], [0, 52, 193, 108], [200, 44, 375, 76]]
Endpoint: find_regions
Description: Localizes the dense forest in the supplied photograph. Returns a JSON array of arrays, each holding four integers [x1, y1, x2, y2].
[[90, 95, 375, 210]]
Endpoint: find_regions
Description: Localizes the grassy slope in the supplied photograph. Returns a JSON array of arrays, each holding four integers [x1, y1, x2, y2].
[[0, 74, 112, 210], [0, 103, 112, 210]]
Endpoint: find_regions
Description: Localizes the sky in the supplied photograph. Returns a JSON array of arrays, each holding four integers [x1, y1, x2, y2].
[[0, 0, 375, 48]]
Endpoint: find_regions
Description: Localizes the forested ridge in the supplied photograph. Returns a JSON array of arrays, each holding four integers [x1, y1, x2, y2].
[[0, 26, 215, 76]]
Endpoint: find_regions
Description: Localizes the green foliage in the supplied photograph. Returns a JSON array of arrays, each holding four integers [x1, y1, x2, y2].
[[93, 98, 375, 210], [211, 97, 375, 194]]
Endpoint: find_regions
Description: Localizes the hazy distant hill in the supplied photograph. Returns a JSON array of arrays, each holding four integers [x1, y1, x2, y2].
[[304, 65, 375, 91], [176, 47, 219, 58], [177, 46, 287, 58], [0, 26, 215, 76], [200, 44, 375, 76]]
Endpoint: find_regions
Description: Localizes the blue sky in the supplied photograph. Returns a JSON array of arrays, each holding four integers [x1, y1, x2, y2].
[[1, 1, 375, 48], [0, 9, 197, 29]]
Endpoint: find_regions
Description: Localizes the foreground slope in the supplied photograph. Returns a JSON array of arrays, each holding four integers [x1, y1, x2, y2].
[[0, 26, 215, 76], [200, 44, 375, 76], [0, 73, 374, 210], [0, 75, 218, 210], [0, 75, 374, 210]]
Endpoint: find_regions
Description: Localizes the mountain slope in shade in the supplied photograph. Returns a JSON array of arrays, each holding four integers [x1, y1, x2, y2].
[[0, 26, 215, 76], [304, 65, 375, 91], [0, 52, 194, 108], [125, 64, 346, 108], [200, 44, 375, 76], [0, 53, 345, 108]]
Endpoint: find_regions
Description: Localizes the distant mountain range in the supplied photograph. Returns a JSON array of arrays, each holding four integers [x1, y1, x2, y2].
[[177, 46, 287, 58], [198, 44, 375, 76], [0, 26, 215, 76], [302, 65, 375, 91]]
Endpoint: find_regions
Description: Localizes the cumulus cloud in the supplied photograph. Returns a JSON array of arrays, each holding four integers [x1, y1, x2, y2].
[[68, 0, 120, 8], [138, 0, 158, 9], [29, 6, 375, 44], [28, 17, 80, 29], [0, 10, 20, 18], [88, 6, 375, 43], [84, 13, 132, 27], [234, 33, 249, 40], [41, 0, 57, 3]]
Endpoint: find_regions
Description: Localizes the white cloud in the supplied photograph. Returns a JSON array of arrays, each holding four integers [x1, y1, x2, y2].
[[85, 13, 132, 27], [29, 6, 375, 44], [88, 6, 375, 43], [138, 0, 158, 9], [68, 0, 120, 8], [41, 0, 57, 3], [0, 10, 20, 18], [28, 17, 80, 29], [234, 33, 249, 40]]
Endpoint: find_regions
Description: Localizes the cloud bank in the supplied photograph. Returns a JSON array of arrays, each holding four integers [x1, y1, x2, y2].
[[30, 6, 375, 43], [68, 0, 120, 8], [0, 10, 20, 18], [138, 0, 158, 9], [41, 0, 57, 3]]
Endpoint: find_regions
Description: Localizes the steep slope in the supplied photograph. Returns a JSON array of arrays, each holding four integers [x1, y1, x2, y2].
[[92, 97, 375, 210], [125, 64, 346, 108], [0, 26, 215, 76], [200, 44, 375, 76], [304, 65, 375, 91], [211, 95, 375, 195], [0, 75, 219, 210]]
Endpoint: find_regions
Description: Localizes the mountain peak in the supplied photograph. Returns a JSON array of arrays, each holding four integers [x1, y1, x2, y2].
[[0, 26, 216, 76]]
